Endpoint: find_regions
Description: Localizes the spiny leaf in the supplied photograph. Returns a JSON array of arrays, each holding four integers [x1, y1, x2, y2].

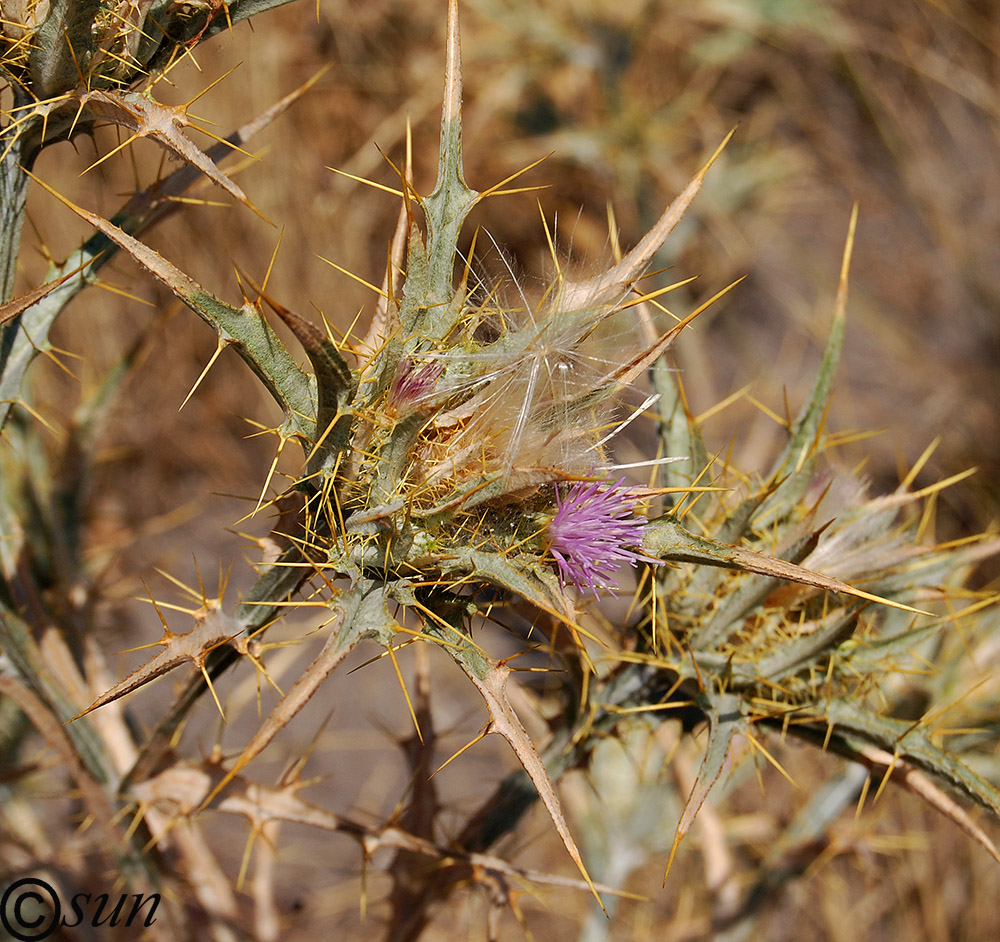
[[670, 486, 776, 616], [653, 361, 711, 507], [114, 66, 331, 236], [261, 293, 355, 475], [604, 295, 725, 397], [644, 517, 928, 619], [71, 607, 244, 720], [816, 698, 1000, 818], [842, 620, 946, 671], [751, 609, 859, 683], [448, 548, 575, 627], [413, 588, 605, 913], [761, 206, 856, 515], [0, 76, 317, 430], [850, 741, 1000, 864], [199, 579, 400, 810], [24, 0, 102, 99], [201, 768, 630, 901], [122, 541, 321, 793], [78, 89, 259, 214], [664, 690, 745, 882], [24, 172, 316, 436], [422, 0, 480, 310], [559, 129, 735, 311], [460, 658, 607, 914], [689, 524, 826, 651], [198, 0, 303, 45], [0, 262, 87, 327]]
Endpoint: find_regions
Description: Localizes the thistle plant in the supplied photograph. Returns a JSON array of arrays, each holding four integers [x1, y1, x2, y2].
[[2, 2, 999, 939]]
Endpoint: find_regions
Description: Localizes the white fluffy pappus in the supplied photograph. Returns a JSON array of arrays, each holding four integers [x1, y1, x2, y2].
[[412, 242, 667, 487]]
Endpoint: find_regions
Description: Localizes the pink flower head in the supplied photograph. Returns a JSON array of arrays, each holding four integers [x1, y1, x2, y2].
[[388, 358, 444, 411], [547, 476, 662, 597]]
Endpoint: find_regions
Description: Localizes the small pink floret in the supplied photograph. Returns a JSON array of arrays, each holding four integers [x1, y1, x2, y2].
[[547, 476, 661, 597], [389, 358, 444, 409]]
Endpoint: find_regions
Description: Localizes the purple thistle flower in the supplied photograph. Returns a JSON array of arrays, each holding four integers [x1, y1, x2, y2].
[[547, 476, 662, 597]]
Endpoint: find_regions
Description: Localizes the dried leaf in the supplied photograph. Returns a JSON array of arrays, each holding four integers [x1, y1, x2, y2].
[[79, 89, 255, 212], [852, 742, 1000, 864], [451, 654, 607, 914], [559, 130, 734, 311], [72, 607, 244, 720], [0, 262, 86, 326]]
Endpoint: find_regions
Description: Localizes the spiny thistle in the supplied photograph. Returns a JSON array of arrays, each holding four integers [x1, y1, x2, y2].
[[2, 1, 999, 938], [56, 0, 996, 902]]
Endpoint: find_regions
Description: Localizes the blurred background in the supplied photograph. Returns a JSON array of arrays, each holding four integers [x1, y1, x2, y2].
[[13, 0, 1000, 938]]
